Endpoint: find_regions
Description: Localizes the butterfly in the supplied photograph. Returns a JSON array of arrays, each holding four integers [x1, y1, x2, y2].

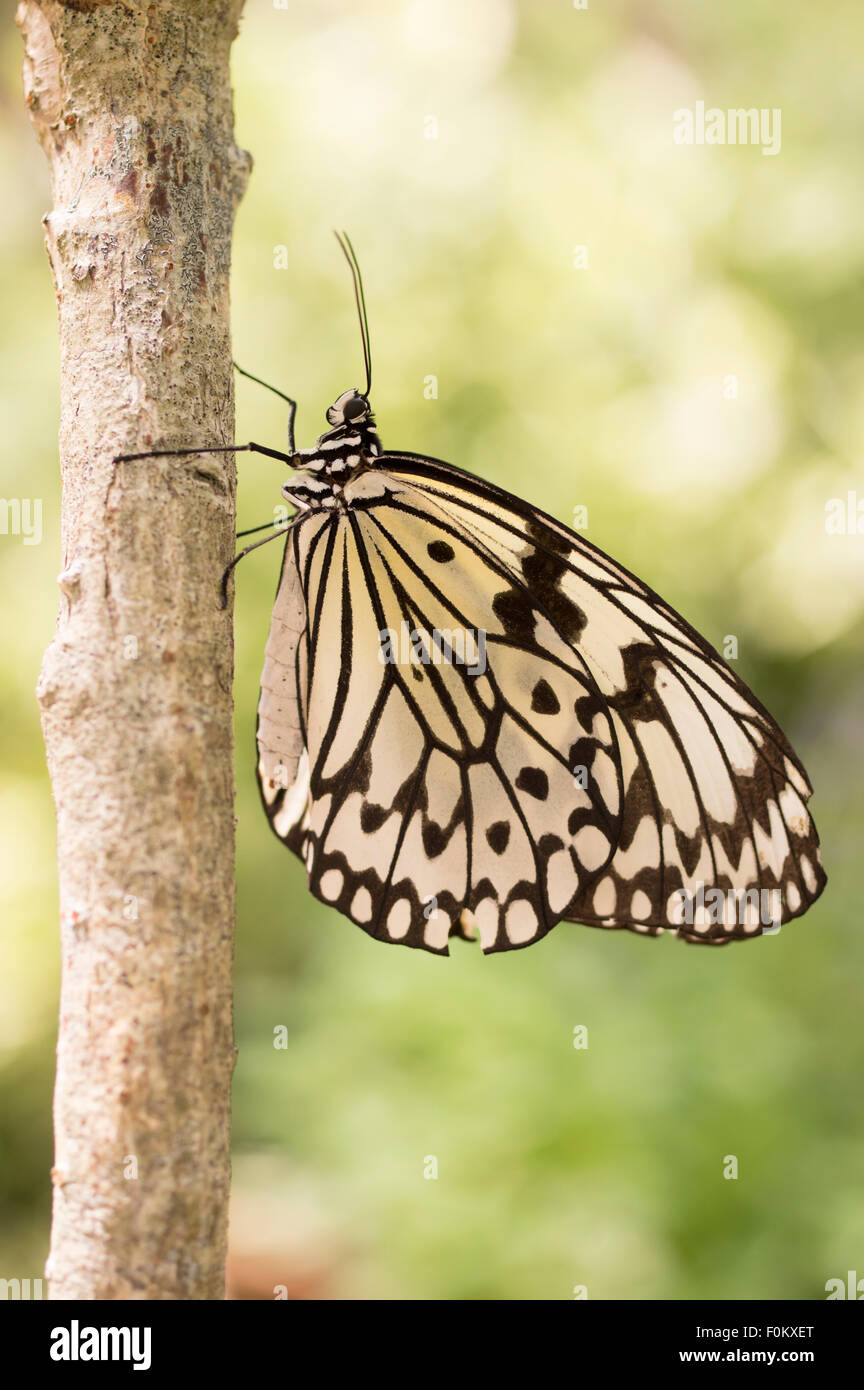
[[120, 234, 826, 955]]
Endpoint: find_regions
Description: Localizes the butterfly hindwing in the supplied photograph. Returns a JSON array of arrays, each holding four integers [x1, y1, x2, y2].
[[258, 470, 627, 951], [257, 521, 311, 840]]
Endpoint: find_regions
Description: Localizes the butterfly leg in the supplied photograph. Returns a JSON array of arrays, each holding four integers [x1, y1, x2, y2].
[[220, 521, 298, 609], [114, 442, 296, 466], [233, 361, 297, 452], [236, 519, 293, 539]]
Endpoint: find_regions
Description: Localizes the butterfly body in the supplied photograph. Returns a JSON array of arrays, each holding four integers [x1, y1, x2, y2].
[[256, 387, 826, 956], [283, 389, 382, 509]]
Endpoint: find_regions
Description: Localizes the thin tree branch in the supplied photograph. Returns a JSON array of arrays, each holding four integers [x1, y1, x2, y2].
[[18, 0, 250, 1300]]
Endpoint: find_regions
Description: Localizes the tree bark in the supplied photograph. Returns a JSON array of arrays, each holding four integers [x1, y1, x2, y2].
[[18, 0, 249, 1299]]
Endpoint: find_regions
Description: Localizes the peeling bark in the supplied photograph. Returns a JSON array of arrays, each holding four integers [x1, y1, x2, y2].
[[18, 0, 250, 1299]]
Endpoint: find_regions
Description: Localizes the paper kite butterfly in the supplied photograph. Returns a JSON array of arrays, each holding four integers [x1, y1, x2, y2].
[[119, 234, 826, 954]]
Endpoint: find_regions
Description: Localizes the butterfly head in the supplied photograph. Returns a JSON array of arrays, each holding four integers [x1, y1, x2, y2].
[[326, 389, 371, 428], [298, 389, 382, 475]]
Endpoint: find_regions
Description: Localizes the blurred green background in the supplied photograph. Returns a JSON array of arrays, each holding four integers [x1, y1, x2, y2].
[[1, 0, 862, 1300]]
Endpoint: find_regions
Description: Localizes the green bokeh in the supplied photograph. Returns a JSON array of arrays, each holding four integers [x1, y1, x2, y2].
[[1, 1, 862, 1300]]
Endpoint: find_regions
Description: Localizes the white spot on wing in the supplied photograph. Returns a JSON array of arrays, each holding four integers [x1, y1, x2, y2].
[[351, 887, 373, 923], [546, 850, 579, 914], [473, 899, 499, 950], [272, 748, 310, 839], [799, 855, 817, 894], [505, 899, 537, 944], [630, 889, 651, 921], [387, 898, 412, 939], [319, 868, 344, 902], [592, 876, 616, 917], [573, 824, 611, 873], [424, 910, 450, 951]]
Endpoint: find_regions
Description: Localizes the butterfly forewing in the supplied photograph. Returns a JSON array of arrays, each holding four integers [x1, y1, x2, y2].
[[384, 453, 826, 943]]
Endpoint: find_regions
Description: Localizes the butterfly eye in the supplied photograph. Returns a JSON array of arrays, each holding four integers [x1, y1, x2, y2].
[[342, 395, 367, 422]]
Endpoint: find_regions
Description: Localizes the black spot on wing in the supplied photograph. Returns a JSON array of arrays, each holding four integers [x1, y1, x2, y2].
[[531, 678, 560, 715], [520, 520, 587, 642], [516, 766, 549, 801], [538, 833, 565, 856], [427, 539, 455, 563], [525, 514, 572, 557], [422, 821, 448, 858], [492, 588, 536, 640], [607, 643, 668, 721], [575, 691, 606, 724], [486, 821, 511, 854], [360, 803, 389, 834]]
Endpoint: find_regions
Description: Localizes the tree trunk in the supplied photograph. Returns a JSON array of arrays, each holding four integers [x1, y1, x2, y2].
[[17, 0, 249, 1300]]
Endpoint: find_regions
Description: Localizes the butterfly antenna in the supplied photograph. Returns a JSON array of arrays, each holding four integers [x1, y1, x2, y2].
[[334, 230, 372, 397]]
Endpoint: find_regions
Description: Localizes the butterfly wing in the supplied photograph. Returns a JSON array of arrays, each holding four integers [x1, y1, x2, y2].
[[257, 453, 825, 953], [381, 452, 827, 945], [258, 475, 626, 952], [256, 524, 312, 842]]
